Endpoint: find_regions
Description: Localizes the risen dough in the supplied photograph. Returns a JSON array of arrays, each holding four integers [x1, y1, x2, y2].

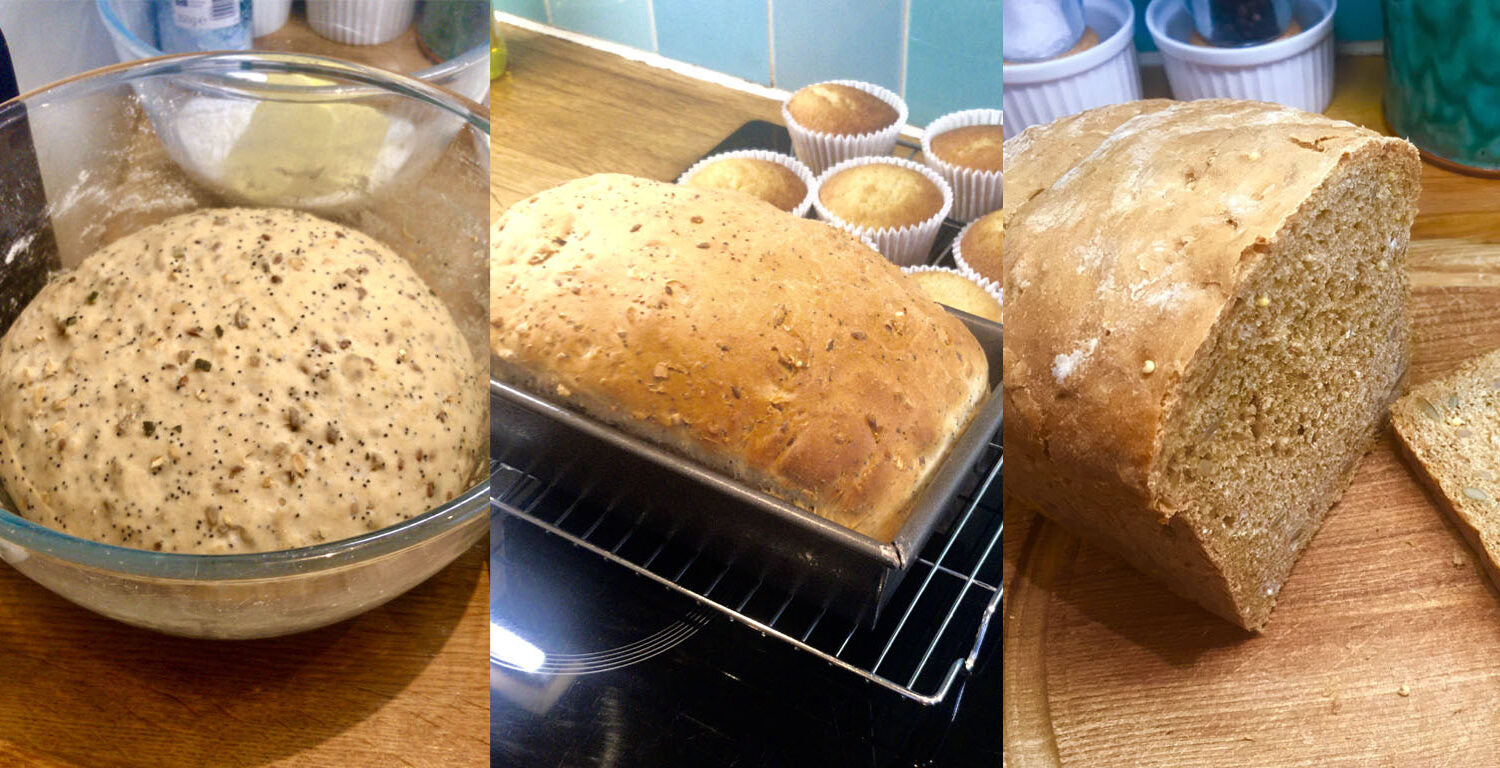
[[0, 208, 484, 554]]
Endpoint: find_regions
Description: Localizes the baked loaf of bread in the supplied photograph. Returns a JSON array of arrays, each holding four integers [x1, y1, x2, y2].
[[0, 208, 485, 554], [1004, 100, 1422, 630], [1391, 348, 1500, 592], [491, 174, 989, 541]]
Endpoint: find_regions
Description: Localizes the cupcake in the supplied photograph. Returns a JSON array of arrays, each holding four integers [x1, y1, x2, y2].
[[782, 80, 908, 174], [922, 109, 1004, 221], [903, 266, 1003, 323], [813, 156, 952, 266], [953, 209, 1003, 286], [678, 150, 815, 216]]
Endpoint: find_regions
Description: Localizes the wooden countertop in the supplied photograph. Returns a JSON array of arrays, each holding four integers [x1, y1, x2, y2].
[[1006, 56, 1500, 766], [490, 24, 785, 219], [0, 541, 488, 767]]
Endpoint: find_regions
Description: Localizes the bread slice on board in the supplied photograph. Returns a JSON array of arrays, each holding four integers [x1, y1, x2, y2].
[[1003, 100, 1422, 631], [1391, 348, 1500, 592]]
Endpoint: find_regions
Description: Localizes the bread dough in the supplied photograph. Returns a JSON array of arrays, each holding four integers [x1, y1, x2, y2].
[[0, 208, 484, 554]]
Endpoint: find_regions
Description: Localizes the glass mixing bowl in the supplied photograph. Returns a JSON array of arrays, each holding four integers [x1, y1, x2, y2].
[[0, 53, 489, 639], [97, 0, 490, 103]]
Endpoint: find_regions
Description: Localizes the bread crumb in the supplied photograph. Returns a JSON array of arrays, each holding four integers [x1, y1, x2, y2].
[[1397, 684, 1411, 697], [1454, 551, 1467, 567]]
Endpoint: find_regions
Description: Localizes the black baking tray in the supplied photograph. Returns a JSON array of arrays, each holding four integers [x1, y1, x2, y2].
[[490, 121, 1000, 626]]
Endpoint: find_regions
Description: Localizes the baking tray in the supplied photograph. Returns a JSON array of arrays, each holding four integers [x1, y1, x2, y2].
[[492, 309, 1000, 627]]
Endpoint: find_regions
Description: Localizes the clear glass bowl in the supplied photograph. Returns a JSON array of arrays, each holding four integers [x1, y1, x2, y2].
[[97, 0, 490, 103], [0, 52, 489, 639]]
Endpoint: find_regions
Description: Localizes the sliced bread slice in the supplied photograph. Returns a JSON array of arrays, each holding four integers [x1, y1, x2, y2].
[[1392, 348, 1500, 592]]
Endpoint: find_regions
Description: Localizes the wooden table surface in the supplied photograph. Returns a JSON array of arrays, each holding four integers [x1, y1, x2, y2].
[[490, 24, 785, 217], [1005, 56, 1500, 766], [0, 542, 489, 767]]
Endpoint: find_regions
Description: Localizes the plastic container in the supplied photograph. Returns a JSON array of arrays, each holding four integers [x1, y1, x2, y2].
[[1188, 0, 1293, 46], [1146, 0, 1336, 112], [307, 0, 416, 46], [0, 53, 490, 639], [97, 0, 489, 103], [1004, 0, 1087, 62], [156, 0, 251, 53], [1002, 0, 1142, 139], [251, 0, 293, 37]]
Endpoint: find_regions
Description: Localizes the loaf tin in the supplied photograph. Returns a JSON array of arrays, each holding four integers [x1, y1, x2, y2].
[[491, 312, 1002, 627]]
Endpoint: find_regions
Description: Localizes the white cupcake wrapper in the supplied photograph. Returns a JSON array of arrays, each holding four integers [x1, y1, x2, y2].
[[903, 264, 1004, 308], [921, 109, 1003, 222], [950, 217, 1003, 304], [782, 79, 909, 175], [677, 149, 817, 218], [307, 0, 415, 45], [812, 156, 953, 268]]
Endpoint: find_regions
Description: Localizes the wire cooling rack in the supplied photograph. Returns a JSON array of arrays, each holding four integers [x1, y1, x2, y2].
[[491, 432, 1000, 704]]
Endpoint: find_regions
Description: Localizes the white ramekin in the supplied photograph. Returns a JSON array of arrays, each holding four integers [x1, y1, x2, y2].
[[307, 0, 416, 46], [812, 156, 953, 267], [1145, 0, 1335, 112], [921, 109, 1003, 222], [677, 149, 817, 218], [902, 264, 1004, 309], [1002, 0, 1142, 139], [782, 79, 908, 175], [251, 0, 292, 37]]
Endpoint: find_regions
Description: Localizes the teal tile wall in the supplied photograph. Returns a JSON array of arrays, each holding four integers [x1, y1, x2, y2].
[[492, 0, 1003, 128], [772, 0, 905, 94], [655, 0, 769, 84], [907, 0, 1003, 124]]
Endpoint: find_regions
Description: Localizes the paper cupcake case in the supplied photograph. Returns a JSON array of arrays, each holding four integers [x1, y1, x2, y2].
[[782, 80, 909, 175], [902, 263, 1004, 307], [921, 109, 1004, 222], [951, 217, 1003, 305], [812, 156, 953, 268], [677, 149, 817, 218]]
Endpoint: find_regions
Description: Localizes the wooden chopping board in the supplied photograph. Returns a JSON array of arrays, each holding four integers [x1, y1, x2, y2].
[[1003, 57, 1500, 767]]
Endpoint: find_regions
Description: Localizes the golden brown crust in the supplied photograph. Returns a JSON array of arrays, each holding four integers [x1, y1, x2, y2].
[[1003, 100, 1423, 628], [818, 163, 944, 230], [685, 157, 807, 212], [959, 210, 1003, 283], [1006, 100, 1409, 501], [930, 125, 1003, 172], [786, 83, 899, 135], [490, 174, 988, 541], [1001, 99, 1176, 230]]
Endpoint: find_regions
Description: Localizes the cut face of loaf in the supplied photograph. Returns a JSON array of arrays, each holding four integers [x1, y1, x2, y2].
[[491, 174, 989, 541], [1004, 100, 1422, 631], [1391, 348, 1500, 592]]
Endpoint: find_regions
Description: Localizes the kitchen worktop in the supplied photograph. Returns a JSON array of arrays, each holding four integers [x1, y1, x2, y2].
[[0, 542, 488, 767], [1005, 56, 1500, 766], [490, 24, 787, 217]]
